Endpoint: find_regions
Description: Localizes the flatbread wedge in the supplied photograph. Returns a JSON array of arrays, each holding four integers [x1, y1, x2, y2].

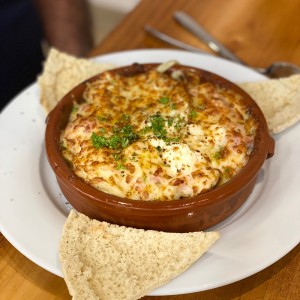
[[38, 48, 114, 113], [59, 210, 220, 300], [239, 74, 300, 134]]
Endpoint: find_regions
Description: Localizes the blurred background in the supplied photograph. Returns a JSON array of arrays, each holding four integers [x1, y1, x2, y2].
[[0, 0, 139, 111], [88, 0, 140, 45]]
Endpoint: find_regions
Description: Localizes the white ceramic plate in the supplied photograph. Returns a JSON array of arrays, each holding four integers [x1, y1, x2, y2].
[[0, 49, 299, 296]]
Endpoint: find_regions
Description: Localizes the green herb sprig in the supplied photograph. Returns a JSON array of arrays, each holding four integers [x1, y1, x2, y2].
[[140, 113, 182, 143], [91, 124, 139, 150]]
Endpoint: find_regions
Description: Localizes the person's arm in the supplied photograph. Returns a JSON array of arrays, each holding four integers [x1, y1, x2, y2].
[[33, 0, 93, 56]]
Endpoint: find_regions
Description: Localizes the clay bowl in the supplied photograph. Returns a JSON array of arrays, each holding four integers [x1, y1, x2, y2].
[[45, 63, 275, 233]]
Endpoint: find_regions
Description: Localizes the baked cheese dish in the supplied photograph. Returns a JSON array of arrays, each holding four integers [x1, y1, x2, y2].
[[60, 64, 258, 201]]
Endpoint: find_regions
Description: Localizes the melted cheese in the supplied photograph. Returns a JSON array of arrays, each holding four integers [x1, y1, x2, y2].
[[60, 67, 258, 201]]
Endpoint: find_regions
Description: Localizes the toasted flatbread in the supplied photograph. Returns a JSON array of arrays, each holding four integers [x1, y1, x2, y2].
[[38, 48, 114, 113], [239, 74, 300, 134], [59, 210, 220, 300]]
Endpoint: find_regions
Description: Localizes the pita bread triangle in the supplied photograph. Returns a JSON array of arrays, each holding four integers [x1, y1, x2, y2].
[[239, 74, 300, 134], [38, 48, 114, 113], [59, 210, 219, 300]]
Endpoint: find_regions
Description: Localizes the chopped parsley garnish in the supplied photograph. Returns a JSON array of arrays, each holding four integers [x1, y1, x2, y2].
[[158, 97, 177, 110], [97, 115, 109, 122], [189, 109, 197, 119], [214, 151, 222, 159], [71, 104, 79, 114], [159, 97, 170, 104], [174, 116, 184, 129], [116, 162, 127, 170], [99, 127, 106, 134], [170, 103, 176, 110], [121, 114, 130, 122], [164, 136, 180, 143], [149, 113, 167, 139], [167, 117, 174, 127], [140, 113, 183, 142], [130, 152, 138, 162], [91, 125, 139, 150], [112, 153, 121, 161], [214, 147, 225, 159], [91, 133, 109, 148], [92, 113, 140, 150], [223, 166, 233, 178], [92, 112, 184, 150]]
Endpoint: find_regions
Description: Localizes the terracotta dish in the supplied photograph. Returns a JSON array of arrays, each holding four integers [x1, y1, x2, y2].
[[45, 63, 275, 232]]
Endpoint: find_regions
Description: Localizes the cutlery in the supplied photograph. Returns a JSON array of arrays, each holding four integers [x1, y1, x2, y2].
[[173, 11, 244, 63], [144, 25, 207, 54], [173, 11, 300, 78]]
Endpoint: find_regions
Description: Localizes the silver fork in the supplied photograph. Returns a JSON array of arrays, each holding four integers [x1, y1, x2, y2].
[[144, 13, 300, 78]]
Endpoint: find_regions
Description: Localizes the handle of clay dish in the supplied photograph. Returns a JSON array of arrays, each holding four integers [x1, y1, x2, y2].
[[266, 136, 275, 159]]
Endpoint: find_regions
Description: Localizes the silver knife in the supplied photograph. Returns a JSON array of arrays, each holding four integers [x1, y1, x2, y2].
[[144, 25, 207, 54], [173, 11, 245, 64]]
